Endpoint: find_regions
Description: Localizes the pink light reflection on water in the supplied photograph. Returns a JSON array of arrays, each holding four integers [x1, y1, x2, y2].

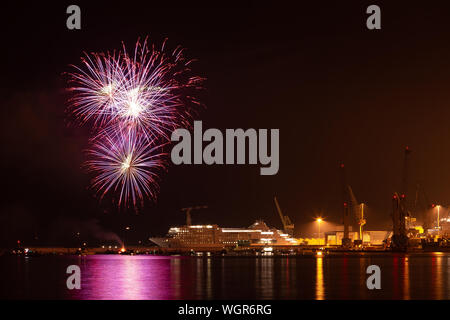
[[69, 255, 181, 300]]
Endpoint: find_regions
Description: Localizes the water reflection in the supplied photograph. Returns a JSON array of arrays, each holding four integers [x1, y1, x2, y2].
[[255, 258, 274, 299], [315, 257, 324, 300], [281, 258, 291, 297], [195, 258, 203, 298], [74, 256, 172, 300], [403, 257, 410, 300], [3, 253, 450, 300], [392, 255, 399, 299], [170, 258, 180, 298], [120, 258, 144, 299], [340, 257, 349, 299], [448, 256, 450, 299], [433, 253, 444, 300], [206, 258, 212, 299], [359, 258, 367, 300]]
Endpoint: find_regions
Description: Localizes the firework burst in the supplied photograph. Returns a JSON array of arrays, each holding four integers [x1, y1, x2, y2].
[[66, 37, 204, 208], [86, 129, 167, 207], [67, 51, 124, 128], [67, 38, 204, 141]]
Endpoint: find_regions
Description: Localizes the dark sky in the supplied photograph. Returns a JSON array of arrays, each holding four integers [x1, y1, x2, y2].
[[2, 1, 450, 246]]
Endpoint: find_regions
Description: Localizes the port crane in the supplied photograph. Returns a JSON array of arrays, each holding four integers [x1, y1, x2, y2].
[[392, 192, 408, 250], [391, 147, 411, 251], [273, 197, 295, 237], [340, 163, 352, 247], [181, 205, 208, 226], [348, 186, 366, 241], [340, 164, 367, 246]]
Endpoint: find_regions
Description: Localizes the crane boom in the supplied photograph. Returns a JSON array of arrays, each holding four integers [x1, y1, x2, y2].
[[273, 197, 294, 237], [274, 197, 285, 228], [348, 186, 366, 241], [401, 146, 412, 199]]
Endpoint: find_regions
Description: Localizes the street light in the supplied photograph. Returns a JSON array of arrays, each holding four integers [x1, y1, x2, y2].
[[316, 218, 323, 244], [124, 226, 131, 248], [437, 205, 440, 230]]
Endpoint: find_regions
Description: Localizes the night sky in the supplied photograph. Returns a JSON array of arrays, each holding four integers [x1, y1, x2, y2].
[[3, 1, 450, 246]]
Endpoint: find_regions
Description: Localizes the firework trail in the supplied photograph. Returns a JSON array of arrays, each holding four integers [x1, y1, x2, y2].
[[66, 37, 204, 208]]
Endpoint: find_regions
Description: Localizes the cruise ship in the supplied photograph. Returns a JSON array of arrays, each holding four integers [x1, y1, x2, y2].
[[150, 220, 298, 249]]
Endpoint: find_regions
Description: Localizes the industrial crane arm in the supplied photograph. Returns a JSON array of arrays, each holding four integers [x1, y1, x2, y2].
[[274, 197, 287, 229]]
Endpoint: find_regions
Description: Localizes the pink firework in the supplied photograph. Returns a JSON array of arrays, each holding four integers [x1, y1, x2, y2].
[[67, 37, 204, 141], [86, 129, 167, 207], [67, 51, 124, 128], [66, 37, 204, 207]]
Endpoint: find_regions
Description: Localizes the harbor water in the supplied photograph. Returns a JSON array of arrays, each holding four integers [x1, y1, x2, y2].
[[1, 253, 449, 300]]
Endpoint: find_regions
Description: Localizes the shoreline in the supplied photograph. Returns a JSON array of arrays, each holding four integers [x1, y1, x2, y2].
[[3, 246, 450, 257]]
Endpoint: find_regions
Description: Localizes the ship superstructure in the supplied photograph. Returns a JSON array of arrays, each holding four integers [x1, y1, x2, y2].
[[160, 220, 297, 248]]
